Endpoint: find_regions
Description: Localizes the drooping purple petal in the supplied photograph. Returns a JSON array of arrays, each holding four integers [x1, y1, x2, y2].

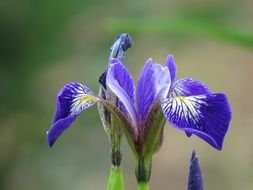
[[161, 93, 231, 150], [47, 115, 77, 147], [47, 82, 98, 147], [137, 59, 171, 122], [164, 54, 176, 81], [172, 78, 211, 97], [106, 59, 138, 125]]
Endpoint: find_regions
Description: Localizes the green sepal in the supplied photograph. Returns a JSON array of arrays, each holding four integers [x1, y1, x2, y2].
[[99, 96, 138, 156], [142, 99, 166, 157], [107, 166, 125, 190], [97, 87, 112, 137], [110, 110, 123, 166]]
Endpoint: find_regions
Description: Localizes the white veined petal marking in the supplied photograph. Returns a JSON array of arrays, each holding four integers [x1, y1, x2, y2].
[[70, 95, 97, 115], [66, 83, 98, 115], [162, 96, 207, 130]]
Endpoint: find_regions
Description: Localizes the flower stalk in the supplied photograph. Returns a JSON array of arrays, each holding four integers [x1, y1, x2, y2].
[[108, 116, 123, 190], [135, 156, 152, 189], [107, 166, 124, 190], [137, 182, 150, 190]]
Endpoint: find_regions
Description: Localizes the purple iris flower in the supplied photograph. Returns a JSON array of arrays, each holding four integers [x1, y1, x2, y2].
[[104, 56, 231, 184], [47, 54, 231, 151], [47, 49, 231, 187], [106, 55, 231, 151]]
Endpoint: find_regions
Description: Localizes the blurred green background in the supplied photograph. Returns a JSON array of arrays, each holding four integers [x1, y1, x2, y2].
[[0, 0, 253, 189]]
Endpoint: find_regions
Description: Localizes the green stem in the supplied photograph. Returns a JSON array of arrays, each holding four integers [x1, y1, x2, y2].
[[107, 166, 124, 190], [135, 156, 152, 190], [135, 156, 152, 183], [137, 182, 150, 190]]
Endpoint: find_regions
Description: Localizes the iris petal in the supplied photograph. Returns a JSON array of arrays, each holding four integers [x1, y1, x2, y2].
[[172, 78, 211, 97], [161, 93, 231, 150], [48, 82, 98, 147], [164, 54, 176, 81], [109, 59, 135, 104], [106, 59, 138, 126], [137, 59, 171, 122]]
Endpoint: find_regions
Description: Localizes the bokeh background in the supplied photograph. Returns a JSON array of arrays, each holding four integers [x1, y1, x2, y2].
[[1, 0, 253, 189]]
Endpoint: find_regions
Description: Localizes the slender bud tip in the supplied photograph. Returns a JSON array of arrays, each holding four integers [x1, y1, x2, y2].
[[188, 150, 204, 190]]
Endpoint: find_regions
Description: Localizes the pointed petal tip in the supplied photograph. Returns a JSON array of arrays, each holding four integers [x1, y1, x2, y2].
[[47, 134, 55, 148], [110, 58, 122, 65], [191, 150, 203, 163], [166, 54, 174, 60], [165, 54, 176, 81], [186, 131, 192, 137], [47, 128, 57, 148], [191, 149, 197, 159], [147, 57, 153, 62], [144, 58, 154, 65], [47, 114, 78, 148], [48, 140, 55, 148], [184, 128, 223, 151], [190, 150, 199, 167]]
